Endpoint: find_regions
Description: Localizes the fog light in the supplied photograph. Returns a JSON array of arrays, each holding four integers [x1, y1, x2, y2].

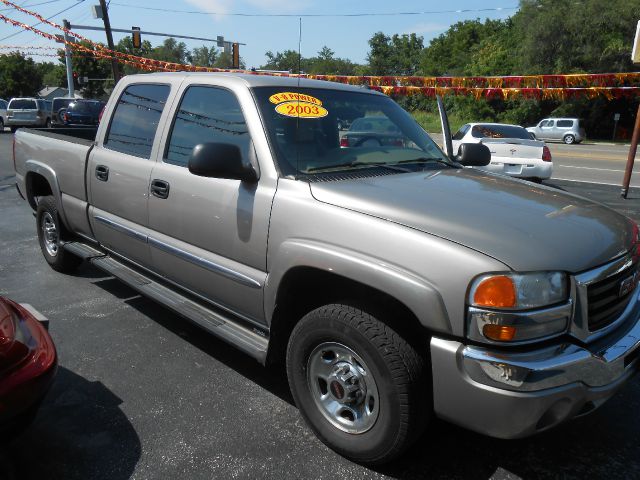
[[483, 324, 517, 341]]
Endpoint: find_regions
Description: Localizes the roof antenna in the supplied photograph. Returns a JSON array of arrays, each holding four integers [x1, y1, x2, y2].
[[296, 17, 302, 176]]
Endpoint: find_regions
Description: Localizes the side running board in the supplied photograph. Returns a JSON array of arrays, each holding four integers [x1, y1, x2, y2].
[[63, 242, 269, 363]]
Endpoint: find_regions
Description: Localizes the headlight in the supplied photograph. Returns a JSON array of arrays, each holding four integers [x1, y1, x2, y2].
[[467, 271, 570, 344], [470, 272, 567, 310]]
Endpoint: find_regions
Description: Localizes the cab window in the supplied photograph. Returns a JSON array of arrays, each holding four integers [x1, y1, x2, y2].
[[165, 86, 250, 167], [104, 84, 170, 159]]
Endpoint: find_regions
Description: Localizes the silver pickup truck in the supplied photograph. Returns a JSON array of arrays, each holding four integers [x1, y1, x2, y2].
[[13, 73, 640, 465]]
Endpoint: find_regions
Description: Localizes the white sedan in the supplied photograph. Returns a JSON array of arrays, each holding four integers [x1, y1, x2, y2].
[[451, 123, 552, 181]]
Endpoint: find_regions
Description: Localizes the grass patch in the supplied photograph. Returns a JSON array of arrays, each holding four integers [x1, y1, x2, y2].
[[411, 111, 467, 134]]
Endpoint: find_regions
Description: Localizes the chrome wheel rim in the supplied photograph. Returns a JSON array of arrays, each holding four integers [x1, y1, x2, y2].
[[307, 342, 379, 434], [565, 135, 574, 144], [41, 212, 58, 257]]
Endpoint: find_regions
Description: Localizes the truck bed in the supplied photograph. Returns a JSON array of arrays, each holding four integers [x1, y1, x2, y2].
[[13, 127, 96, 236]]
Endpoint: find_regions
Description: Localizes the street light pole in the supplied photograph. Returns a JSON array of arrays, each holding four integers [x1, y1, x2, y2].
[[62, 19, 74, 98], [98, 0, 121, 83]]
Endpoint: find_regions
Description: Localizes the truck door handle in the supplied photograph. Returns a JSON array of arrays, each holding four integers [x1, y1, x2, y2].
[[95, 165, 109, 181], [150, 179, 170, 199]]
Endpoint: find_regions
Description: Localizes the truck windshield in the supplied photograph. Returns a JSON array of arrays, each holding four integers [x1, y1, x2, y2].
[[253, 87, 449, 177]]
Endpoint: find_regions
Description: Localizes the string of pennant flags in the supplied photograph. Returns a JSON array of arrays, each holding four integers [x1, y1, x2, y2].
[[1, 0, 640, 100]]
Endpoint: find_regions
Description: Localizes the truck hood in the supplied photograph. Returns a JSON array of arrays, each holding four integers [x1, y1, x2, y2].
[[309, 169, 632, 273]]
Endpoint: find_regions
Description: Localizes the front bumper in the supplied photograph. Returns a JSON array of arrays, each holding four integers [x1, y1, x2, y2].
[[430, 292, 640, 439]]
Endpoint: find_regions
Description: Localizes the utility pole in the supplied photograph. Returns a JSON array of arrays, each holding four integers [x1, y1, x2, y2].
[[98, 0, 121, 83], [62, 20, 74, 98]]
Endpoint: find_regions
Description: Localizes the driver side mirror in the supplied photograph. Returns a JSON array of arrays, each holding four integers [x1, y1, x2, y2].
[[456, 143, 491, 167], [188, 142, 259, 183]]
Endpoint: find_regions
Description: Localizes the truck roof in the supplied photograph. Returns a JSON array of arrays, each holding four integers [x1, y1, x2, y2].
[[132, 72, 384, 95]]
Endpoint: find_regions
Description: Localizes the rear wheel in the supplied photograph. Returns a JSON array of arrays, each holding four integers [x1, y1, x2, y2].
[[286, 304, 430, 465], [45, 118, 51, 128], [563, 134, 575, 144], [36, 196, 81, 273], [0, 117, 4, 132]]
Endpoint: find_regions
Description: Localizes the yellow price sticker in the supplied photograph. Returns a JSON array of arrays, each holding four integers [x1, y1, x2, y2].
[[269, 92, 323, 106], [275, 101, 329, 119]]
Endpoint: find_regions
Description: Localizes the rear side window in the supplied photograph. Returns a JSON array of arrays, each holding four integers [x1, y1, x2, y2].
[[52, 98, 73, 110], [452, 124, 470, 140], [165, 86, 250, 167], [557, 120, 573, 128], [105, 84, 170, 159], [471, 124, 531, 139], [9, 99, 36, 109]]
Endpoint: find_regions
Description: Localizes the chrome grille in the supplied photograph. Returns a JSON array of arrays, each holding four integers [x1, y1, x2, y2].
[[587, 263, 637, 331]]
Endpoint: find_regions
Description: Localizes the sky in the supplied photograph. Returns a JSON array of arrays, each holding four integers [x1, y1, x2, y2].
[[0, 0, 519, 68]]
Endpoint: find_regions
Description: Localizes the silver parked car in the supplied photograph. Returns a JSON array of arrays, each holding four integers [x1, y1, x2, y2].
[[526, 118, 586, 144], [0, 98, 7, 132], [6, 97, 51, 131]]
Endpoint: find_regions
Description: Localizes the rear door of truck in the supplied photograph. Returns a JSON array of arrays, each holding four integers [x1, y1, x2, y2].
[[87, 82, 172, 267]]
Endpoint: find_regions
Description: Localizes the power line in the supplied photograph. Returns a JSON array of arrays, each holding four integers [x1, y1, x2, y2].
[[108, 3, 518, 17], [0, 0, 64, 12], [0, 0, 84, 41]]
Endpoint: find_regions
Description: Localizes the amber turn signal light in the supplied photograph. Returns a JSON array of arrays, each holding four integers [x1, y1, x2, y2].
[[483, 324, 517, 341], [472, 275, 517, 308]]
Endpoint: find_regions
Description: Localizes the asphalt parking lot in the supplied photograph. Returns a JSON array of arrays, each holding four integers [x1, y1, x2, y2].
[[1, 131, 640, 479]]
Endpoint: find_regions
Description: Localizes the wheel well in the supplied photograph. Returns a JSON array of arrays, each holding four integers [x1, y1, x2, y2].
[[266, 267, 430, 365], [25, 172, 53, 210]]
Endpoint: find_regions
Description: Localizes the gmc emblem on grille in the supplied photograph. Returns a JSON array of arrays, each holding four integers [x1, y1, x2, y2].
[[619, 273, 638, 297]]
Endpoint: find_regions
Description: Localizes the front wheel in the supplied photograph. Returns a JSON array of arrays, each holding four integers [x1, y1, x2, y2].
[[36, 196, 81, 273], [563, 134, 575, 144], [286, 304, 430, 465]]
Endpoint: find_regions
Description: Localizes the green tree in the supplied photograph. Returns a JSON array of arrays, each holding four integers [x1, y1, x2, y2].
[[514, 0, 639, 73], [0, 52, 43, 98], [307, 46, 359, 75], [59, 41, 112, 99], [149, 38, 191, 64], [38, 61, 66, 88], [367, 33, 423, 75], [261, 49, 307, 73], [212, 51, 246, 69], [191, 45, 219, 67], [116, 36, 154, 75], [419, 19, 511, 76]]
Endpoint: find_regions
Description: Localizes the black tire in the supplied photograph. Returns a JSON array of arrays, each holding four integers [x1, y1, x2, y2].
[[36, 196, 81, 273], [0, 117, 4, 132], [57, 108, 66, 123], [563, 134, 575, 144], [286, 304, 430, 465], [45, 118, 51, 129]]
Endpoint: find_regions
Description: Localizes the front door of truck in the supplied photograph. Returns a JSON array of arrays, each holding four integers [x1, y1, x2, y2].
[[147, 85, 275, 325], [88, 83, 171, 267]]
